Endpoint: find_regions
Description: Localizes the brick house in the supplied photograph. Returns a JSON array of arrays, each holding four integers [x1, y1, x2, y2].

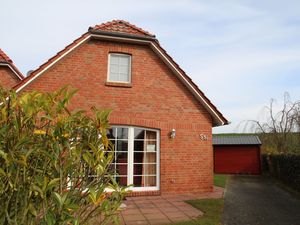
[[0, 48, 24, 89], [13, 20, 228, 195]]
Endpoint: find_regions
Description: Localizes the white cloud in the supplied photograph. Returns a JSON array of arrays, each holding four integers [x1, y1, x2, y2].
[[1, 0, 300, 133]]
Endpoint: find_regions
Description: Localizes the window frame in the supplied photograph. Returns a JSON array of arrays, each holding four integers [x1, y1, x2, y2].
[[108, 125, 160, 192], [107, 53, 132, 84]]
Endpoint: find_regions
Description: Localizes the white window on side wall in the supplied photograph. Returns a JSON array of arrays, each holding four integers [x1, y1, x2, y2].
[[108, 53, 131, 83]]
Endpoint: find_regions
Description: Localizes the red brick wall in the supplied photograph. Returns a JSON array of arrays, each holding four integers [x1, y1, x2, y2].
[[0, 66, 20, 89], [22, 39, 214, 194]]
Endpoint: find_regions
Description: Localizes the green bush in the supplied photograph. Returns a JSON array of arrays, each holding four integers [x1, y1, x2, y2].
[[262, 153, 300, 192], [0, 87, 127, 225]]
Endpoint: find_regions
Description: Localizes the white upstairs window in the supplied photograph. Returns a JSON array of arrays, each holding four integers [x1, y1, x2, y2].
[[108, 53, 131, 83]]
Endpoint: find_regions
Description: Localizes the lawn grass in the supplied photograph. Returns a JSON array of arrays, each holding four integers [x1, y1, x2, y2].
[[171, 174, 227, 225], [172, 199, 224, 225], [214, 174, 228, 188]]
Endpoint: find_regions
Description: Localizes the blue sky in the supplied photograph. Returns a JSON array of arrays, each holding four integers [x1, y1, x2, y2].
[[1, 0, 300, 133]]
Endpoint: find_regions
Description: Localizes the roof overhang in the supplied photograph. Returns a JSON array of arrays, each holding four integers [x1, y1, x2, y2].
[[90, 29, 157, 42], [0, 62, 24, 80], [90, 33, 228, 126], [14, 31, 228, 126]]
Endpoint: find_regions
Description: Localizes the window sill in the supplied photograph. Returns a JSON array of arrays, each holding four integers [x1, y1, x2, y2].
[[105, 82, 132, 88]]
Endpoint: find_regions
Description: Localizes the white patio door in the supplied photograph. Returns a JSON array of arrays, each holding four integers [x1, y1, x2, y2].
[[107, 126, 160, 191]]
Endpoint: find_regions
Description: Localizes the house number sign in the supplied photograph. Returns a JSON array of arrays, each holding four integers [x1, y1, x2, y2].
[[199, 134, 208, 141]]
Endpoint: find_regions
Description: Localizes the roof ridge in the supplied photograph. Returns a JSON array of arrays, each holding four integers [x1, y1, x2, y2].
[[13, 20, 228, 126], [93, 20, 155, 37]]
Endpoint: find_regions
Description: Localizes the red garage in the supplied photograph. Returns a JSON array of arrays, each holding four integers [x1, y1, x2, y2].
[[213, 136, 261, 175]]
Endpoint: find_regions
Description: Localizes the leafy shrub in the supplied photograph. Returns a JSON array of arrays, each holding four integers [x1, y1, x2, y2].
[[262, 153, 300, 192], [0, 87, 127, 225]]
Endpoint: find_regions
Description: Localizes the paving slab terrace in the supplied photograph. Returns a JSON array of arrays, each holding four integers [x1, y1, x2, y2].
[[117, 186, 224, 225]]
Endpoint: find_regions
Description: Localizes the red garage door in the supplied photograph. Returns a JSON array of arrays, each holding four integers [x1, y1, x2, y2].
[[214, 145, 261, 175]]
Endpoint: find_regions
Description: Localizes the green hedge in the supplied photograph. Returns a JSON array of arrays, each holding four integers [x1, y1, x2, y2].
[[262, 154, 300, 192]]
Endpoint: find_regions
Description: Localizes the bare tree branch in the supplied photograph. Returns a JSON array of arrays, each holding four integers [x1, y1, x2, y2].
[[249, 93, 300, 153]]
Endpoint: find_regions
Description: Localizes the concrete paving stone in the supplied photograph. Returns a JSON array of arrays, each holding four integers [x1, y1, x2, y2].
[[125, 220, 149, 225], [175, 204, 195, 209], [137, 203, 156, 208], [171, 201, 188, 206], [159, 207, 181, 213], [169, 215, 190, 223], [171, 204, 189, 209], [164, 211, 186, 217], [118, 190, 222, 224], [163, 211, 187, 218], [153, 200, 172, 205], [148, 218, 171, 225], [146, 196, 163, 200], [134, 200, 150, 204], [175, 206, 196, 212], [152, 202, 173, 208], [123, 214, 146, 222], [134, 196, 149, 200], [125, 208, 137, 212], [122, 209, 142, 215], [144, 213, 167, 220], [139, 208, 162, 214], [150, 199, 166, 203]]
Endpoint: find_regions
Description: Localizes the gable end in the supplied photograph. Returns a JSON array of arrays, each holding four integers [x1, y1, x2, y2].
[[13, 21, 228, 126]]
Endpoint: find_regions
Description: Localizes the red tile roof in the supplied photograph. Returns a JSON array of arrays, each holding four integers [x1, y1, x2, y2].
[[151, 41, 228, 125], [13, 32, 90, 90], [91, 20, 155, 37], [0, 48, 13, 63], [0, 48, 24, 79], [13, 20, 228, 126]]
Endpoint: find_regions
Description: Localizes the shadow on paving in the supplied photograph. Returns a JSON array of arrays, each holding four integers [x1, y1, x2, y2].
[[222, 175, 300, 225]]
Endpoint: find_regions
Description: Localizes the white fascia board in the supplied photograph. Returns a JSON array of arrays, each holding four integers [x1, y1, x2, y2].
[[0, 63, 23, 80], [14, 33, 224, 125], [15, 35, 91, 93], [90, 34, 224, 125], [149, 44, 225, 126]]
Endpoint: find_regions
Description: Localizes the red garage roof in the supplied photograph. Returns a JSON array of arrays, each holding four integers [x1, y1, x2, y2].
[[213, 135, 262, 145]]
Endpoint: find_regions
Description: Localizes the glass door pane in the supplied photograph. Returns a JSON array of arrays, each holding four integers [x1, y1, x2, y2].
[[133, 128, 157, 187], [108, 127, 129, 186], [108, 126, 159, 189]]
